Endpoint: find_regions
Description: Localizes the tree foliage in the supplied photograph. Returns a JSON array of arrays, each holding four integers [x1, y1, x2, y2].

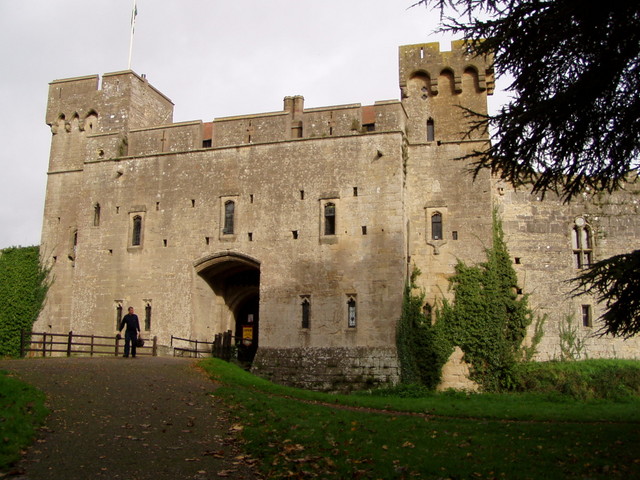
[[413, 0, 640, 337], [571, 250, 640, 339], [396, 268, 452, 389], [0, 246, 49, 357], [435, 209, 536, 390], [414, 0, 640, 201], [397, 211, 538, 391]]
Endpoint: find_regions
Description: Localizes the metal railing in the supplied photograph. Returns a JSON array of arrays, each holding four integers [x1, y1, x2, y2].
[[20, 330, 157, 358], [170, 335, 215, 358], [170, 330, 235, 360]]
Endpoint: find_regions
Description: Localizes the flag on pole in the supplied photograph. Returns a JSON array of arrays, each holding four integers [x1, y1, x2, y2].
[[128, 0, 137, 69], [131, 0, 138, 33]]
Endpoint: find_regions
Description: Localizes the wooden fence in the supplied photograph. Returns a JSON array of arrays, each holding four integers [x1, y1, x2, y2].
[[170, 330, 235, 360], [20, 330, 157, 358]]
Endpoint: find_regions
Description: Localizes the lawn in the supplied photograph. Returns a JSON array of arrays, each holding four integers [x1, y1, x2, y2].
[[201, 358, 640, 479], [0, 370, 48, 470]]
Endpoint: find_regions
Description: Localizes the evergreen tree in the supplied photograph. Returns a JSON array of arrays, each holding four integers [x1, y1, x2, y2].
[[413, 0, 640, 337]]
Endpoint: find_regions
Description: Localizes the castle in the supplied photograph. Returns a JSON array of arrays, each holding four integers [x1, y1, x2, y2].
[[37, 41, 640, 390]]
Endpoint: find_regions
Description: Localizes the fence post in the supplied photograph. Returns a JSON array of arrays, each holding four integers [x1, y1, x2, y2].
[[115, 334, 120, 357], [213, 334, 221, 358], [195, 339, 199, 358], [42, 333, 47, 357], [152, 336, 157, 356], [90, 335, 94, 356], [222, 330, 232, 361], [67, 331, 73, 357]]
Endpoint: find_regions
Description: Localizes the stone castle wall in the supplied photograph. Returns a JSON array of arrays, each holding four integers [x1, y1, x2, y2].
[[36, 41, 639, 392]]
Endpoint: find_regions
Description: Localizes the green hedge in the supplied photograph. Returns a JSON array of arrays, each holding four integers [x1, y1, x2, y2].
[[0, 246, 49, 357], [516, 359, 640, 400]]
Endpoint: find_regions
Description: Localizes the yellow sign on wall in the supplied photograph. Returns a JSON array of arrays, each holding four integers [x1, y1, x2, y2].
[[242, 326, 253, 346]]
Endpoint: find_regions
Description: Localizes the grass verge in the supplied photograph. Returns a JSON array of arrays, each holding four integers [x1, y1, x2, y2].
[[0, 370, 48, 470], [201, 358, 640, 479]]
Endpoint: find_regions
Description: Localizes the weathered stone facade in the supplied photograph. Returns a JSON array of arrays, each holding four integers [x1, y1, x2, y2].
[[37, 41, 639, 391]]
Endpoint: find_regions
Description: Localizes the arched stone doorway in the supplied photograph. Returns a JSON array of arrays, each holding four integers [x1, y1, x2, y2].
[[194, 252, 260, 363]]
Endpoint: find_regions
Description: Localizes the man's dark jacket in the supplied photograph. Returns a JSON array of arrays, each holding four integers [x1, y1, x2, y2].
[[120, 313, 140, 332]]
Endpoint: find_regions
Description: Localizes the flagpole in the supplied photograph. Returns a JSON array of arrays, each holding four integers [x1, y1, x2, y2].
[[127, 0, 137, 70]]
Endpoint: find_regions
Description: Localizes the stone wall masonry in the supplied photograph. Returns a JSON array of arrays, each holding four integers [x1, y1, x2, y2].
[[38, 132, 408, 355], [497, 181, 640, 360], [252, 346, 399, 392], [128, 121, 202, 156], [47, 72, 174, 137], [212, 112, 289, 147], [405, 142, 494, 308]]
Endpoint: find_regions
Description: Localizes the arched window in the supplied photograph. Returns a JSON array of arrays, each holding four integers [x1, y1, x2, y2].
[[132, 215, 142, 246], [347, 297, 357, 328], [301, 298, 310, 329], [427, 118, 435, 142], [223, 200, 235, 234], [572, 219, 592, 268], [93, 203, 101, 226], [324, 203, 336, 235], [431, 212, 443, 240]]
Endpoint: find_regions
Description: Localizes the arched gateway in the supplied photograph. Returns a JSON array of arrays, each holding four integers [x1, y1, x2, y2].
[[194, 252, 260, 362]]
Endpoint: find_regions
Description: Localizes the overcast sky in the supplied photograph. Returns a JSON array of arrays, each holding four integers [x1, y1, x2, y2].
[[0, 0, 506, 249]]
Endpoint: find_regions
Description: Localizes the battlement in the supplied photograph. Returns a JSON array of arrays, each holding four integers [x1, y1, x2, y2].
[[46, 70, 174, 135], [399, 40, 494, 96]]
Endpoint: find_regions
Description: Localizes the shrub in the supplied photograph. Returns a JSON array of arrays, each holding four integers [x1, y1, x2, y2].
[[515, 359, 640, 400], [0, 246, 49, 357]]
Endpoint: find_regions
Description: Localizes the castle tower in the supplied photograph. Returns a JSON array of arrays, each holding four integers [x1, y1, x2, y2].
[[46, 71, 174, 172], [400, 41, 496, 312], [40, 71, 174, 331], [399, 40, 494, 145]]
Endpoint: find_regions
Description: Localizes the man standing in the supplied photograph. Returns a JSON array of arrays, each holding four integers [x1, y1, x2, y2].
[[119, 306, 141, 358]]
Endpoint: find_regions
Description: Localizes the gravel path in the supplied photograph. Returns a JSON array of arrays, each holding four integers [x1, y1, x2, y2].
[[0, 356, 259, 480]]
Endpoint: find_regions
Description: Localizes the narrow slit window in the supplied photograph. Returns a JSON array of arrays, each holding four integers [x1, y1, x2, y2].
[[145, 303, 152, 331], [427, 118, 435, 142], [581, 304, 592, 327], [347, 297, 357, 328], [132, 215, 142, 246], [301, 298, 310, 329], [324, 203, 336, 236], [223, 200, 235, 235], [292, 230, 298, 239], [431, 212, 443, 240], [115, 304, 123, 330], [71, 229, 78, 259], [93, 203, 101, 226]]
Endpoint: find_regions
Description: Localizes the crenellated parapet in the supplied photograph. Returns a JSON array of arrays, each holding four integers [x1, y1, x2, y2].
[[399, 40, 494, 98], [399, 40, 494, 144], [47, 71, 174, 137]]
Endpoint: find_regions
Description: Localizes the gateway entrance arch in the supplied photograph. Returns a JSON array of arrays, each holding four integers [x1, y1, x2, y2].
[[194, 252, 260, 362]]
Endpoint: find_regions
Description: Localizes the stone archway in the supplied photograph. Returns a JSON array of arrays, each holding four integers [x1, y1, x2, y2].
[[194, 252, 260, 362]]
